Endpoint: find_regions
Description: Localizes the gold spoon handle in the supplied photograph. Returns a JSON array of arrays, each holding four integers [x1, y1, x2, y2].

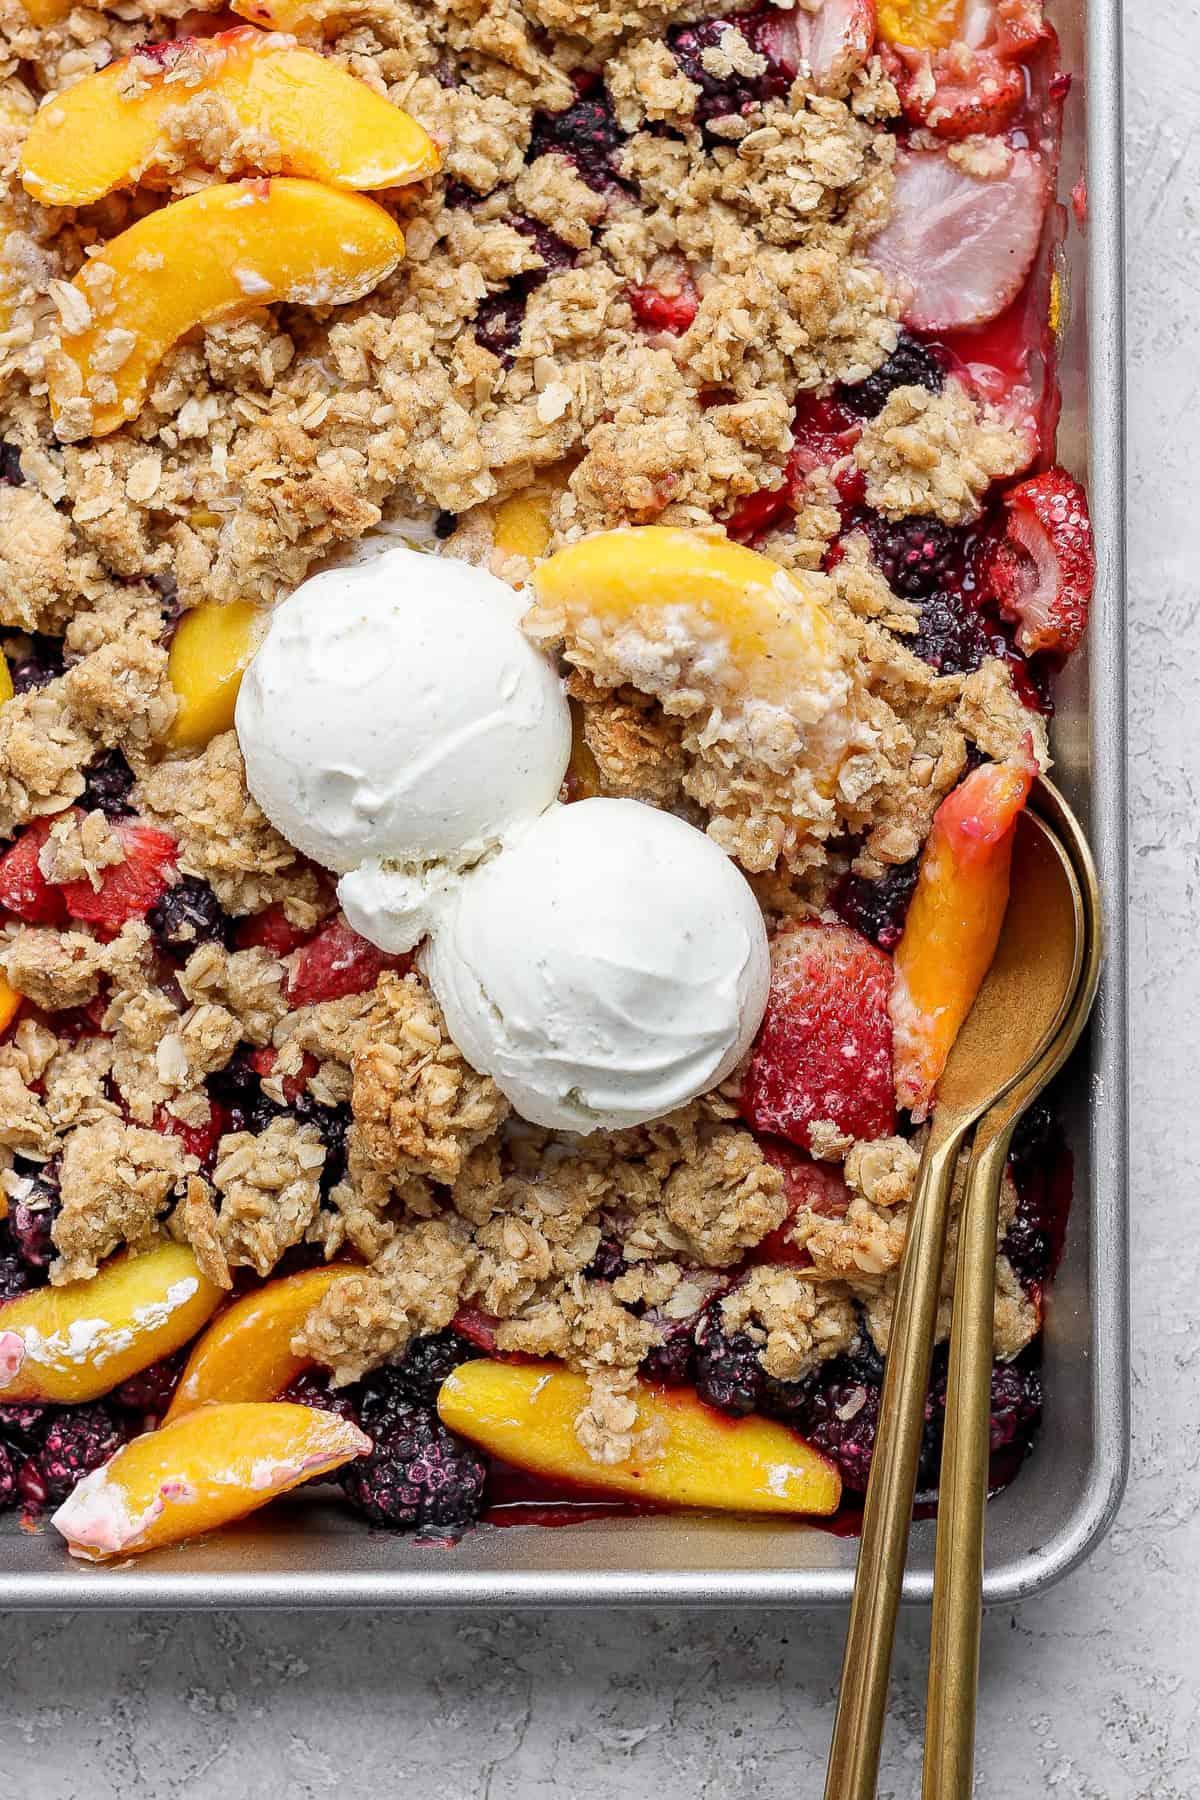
[[922, 1119, 1014, 1799], [824, 1123, 967, 1800]]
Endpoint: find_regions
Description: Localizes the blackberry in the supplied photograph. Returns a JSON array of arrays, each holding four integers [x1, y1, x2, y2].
[[474, 287, 527, 364], [206, 1044, 263, 1130], [867, 515, 960, 600], [0, 1401, 49, 1450], [148, 875, 232, 960], [80, 748, 135, 821], [840, 334, 945, 419], [434, 510, 458, 540], [4, 1165, 60, 1275], [382, 1332, 482, 1408], [832, 858, 920, 951], [30, 1403, 126, 1504], [692, 1321, 764, 1417], [912, 589, 995, 676], [339, 1400, 486, 1532], [639, 1323, 696, 1387], [113, 1354, 184, 1421], [0, 1253, 34, 1301], [1003, 1102, 1072, 1290], [8, 634, 65, 694], [985, 1360, 1042, 1454], [0, 1442, 15, 1511], [0, 441, 24, 486], [292, 1097, 351, 1189], [794, 1364, 881, 1492], [279, 1368, 362, 1427], [511, 215, 576, 275], [527, 92, 626, 190], [585, 1236, 627, 1282], [667, 13, 795, 125]]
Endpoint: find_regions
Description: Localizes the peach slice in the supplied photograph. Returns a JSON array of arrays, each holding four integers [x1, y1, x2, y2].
[[20, 28, 441, 209], [437, 1361, 842, 1516], [0, 972, 21, 1037], [168, 600, 268, 751], [0, 1243, 224, 1404], [52, 1401, 370, 1560], [232, 0, 328, 31], [48, 177, 405, 441], [876, 0, 964, 50], [890, 748, 1036, 1116], [493, 490, 555, 563], [16, 0, 71, 25], [528, 526, 840, 711], [166, 1264, 356, 1420]]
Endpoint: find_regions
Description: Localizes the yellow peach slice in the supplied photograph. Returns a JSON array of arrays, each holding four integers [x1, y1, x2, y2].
[[48, 177, 405, 441], [168, 600, 268, 751], [166, 1264, 356, 1419], [876, 0, 964, 50], [529, 526, 840, 710], [232, 0, 329, 31], [0, 972, 21, 1037], [0, 1243, 224, 1404], [0, 652, 12, 708], [438, 1361, 842, 1516], [18, 0, 72, 25], [493, 490, 554, 563], [890, 747, 1036, 1116], [21, 28, 441, 209], [52, 1400, 370, 1560]]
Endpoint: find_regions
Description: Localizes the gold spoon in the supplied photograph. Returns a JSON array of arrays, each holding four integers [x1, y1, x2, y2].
[[922, 783, 1101, 1798], [824, 801, 1085, 1800]]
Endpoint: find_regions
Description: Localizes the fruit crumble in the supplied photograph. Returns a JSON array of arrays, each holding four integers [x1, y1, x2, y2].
[[0, 0, 1093, 1558]]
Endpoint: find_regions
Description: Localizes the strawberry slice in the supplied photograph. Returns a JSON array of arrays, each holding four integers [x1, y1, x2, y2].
[[234, 903, 314, 957], [627, 273, 698, 335], [789, 0, 876, 95], [248, 1045, 319, 1105], [753, 1140, 851, 1264], [0, 816, 69, 926], [897, 47, 1025, 138], [993, 0, 1049, 56], [986, 468, 1094, 658], [868, 147, 1048, 331], [60, 822, 177, 931], [726, 395, 861, 543], [286, 916, 408, 1008], [741, 921, 896, 1154], [153, 1101, 223, 1169]]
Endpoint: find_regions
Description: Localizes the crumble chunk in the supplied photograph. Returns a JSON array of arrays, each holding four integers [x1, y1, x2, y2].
[[37, 807, 124, 888], [0, 1065, 55, 1159], [1, 926, 104, 1011], [293, 1214, 469, 1385], [350, 970, 511, 1184], [137, 730, 323, 916], [0, 682, 93, 836], [720, 1268, 859, 1381], [854, 379, 1033, 524], [52, 1117, 190, 1284], [212, 1115, 326, 1278]]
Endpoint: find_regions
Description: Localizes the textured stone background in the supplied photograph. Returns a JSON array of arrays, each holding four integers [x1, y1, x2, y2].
[[0, 11, 1183, 1797]]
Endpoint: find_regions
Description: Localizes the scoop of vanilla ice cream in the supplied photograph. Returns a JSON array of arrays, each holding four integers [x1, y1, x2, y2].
[[420, 797, 770, 1133], [236, 547, 571, 875]]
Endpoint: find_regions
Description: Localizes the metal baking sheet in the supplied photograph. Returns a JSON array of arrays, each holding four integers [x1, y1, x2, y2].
[[0, 0, 1127, 1607]]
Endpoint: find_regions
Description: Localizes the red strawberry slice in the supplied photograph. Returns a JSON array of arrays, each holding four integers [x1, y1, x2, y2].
[[286, 916, 409, 1007], [986, 468, 1094, 658], [726, 395, 861, 543], [897, 47, 1025, 138], [993, 0, 1049, 56], [153, 1101, 223, 1169], [0, 816, 69, 926], [627, 274, 698, 335], [60, 821, 177, 932], [741, 920, 896, 1153], [868, 146, 1048, 331], [249, 1045, 319, 1105], [753, 1140, 851, 1264], [234, 902, 314, 957], [788, 0, 876, 95]]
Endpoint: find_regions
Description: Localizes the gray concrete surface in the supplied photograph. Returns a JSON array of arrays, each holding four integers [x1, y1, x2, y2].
[[0, 11, 1186, 1797]]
